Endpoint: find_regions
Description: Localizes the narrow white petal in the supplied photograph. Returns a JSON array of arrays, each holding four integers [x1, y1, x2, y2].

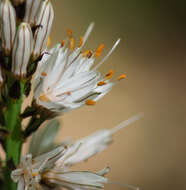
[[111, 113, 144, 134]]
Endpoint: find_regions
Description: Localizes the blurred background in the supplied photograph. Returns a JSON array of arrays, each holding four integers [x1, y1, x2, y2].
[[49, 1, 186, 190]]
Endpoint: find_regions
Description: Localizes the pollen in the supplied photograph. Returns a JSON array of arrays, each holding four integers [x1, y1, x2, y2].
[[32, 172, 39, 177], [67, 29, 72, 38], [69, 38, 75, 51], [97, 81, 107, 86], [61, 40, 65, 47], [66, 91, 71, 96], [78, 36, 83, 47], [118, 74, 127, 81], [95, 44, 104, 57], [41, 72, 47, 77], [82, 50, 93, 58], [39, 94, 50, 102], [85, 99, 96, 105], [105, 69, 114, 79], [47, 36, 51, 47]]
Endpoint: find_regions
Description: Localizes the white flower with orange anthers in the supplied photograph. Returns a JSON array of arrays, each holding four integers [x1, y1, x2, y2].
[[33, 23, 126, 113], [11, 115, 141, 190]]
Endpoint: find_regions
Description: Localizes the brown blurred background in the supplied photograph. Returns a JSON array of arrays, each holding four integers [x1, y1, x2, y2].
[[49, 1, 186, 190]]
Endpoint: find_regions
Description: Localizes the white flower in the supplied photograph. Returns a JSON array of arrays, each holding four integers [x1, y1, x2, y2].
[[0, 0, 16, 55], [32, 0, 54, 60], [55, 114, 143, 168], [11, 23, 33, 77], [33, 23, 125, 113], [11, 146, 108, 190], [11, 114, 142, 190], [24, 0, 43, 26]]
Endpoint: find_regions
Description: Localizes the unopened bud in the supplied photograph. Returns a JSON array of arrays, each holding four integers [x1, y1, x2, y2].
[[0, 0, 16, 55], [32, 0, 54, 60], [24, 0, 43, 26], [12, 23, 33, 77]]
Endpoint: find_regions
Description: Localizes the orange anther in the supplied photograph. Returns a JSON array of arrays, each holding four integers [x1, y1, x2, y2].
[[105, 69, 114, 79], [32, 172, 39, 177], [85, 99, 96, 105], [39, 94, 50, 102], [82, 50, 93, 58], [67, 29, 72, 38], [69, 38, 75, 51], [117, 74, 127, 81], [66, 91, 71, 96], [41, 72, 47, 77], [78, 36, 83, 47], [97, 81, 107, 86], [95, 44, 104, 57], [61, 40, 65, 47], [47, 36, 51, 47]]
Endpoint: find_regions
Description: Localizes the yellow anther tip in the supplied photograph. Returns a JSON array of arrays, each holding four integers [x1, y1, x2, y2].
[[118, 74, 127, 81], [85, 100, 96, 106], [39, 94, 50, 102], [41, 72, 47, 77], [97, 81, 107, 86]]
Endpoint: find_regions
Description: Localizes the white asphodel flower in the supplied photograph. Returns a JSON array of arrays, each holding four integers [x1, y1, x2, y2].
[[24, 0, 43, 26], [11, 23, 33, 77], [55, 114, 143, 168], [11, 115, 141, 190], [0, 0, 16, 55], [33, 23, 126, 113], [32, 0, 54, 60], [11, 146, 108, 190]]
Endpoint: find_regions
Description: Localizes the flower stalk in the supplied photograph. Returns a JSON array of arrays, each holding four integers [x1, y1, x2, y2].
[[3, 75, 25, 190]]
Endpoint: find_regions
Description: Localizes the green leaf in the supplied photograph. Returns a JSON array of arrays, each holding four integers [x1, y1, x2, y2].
[[29, 119, 61, 157]]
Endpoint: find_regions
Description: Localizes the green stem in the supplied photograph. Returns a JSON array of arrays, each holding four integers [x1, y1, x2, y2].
[[3, 80, 24, 190]]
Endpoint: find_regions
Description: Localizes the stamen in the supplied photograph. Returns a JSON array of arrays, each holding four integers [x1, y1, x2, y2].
[[105, 69, 114, 79], [82, 50, 93, 58], [61, 40, 65, 47], [47, 36, 51, 47], [93, 39, 121, 71], [32, 172, 39, 177], [95, 44, 104, 57], [117, 74, 127, 81], [39, 94, 50, 102], [97, 81, 107, 86], [41, 72, 47, 77], [85, 99, 96, 105], [66, 91, 71, 96], [83, 22, 95, 46], [69, 38, 75, 51], [78, 36, 83, 47], [67, 29, 72, 38]]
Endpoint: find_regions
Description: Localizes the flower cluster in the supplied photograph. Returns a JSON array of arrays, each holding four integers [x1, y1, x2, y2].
[[0, 0, 141, 190], [11, 115, 141, 190]]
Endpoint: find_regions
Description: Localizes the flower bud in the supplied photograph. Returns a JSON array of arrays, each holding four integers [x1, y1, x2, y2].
[[0, 0, 16, 55], [12, 23, 33, 77], [32, 0, 54, 60], [24, 0, 43, 26]]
